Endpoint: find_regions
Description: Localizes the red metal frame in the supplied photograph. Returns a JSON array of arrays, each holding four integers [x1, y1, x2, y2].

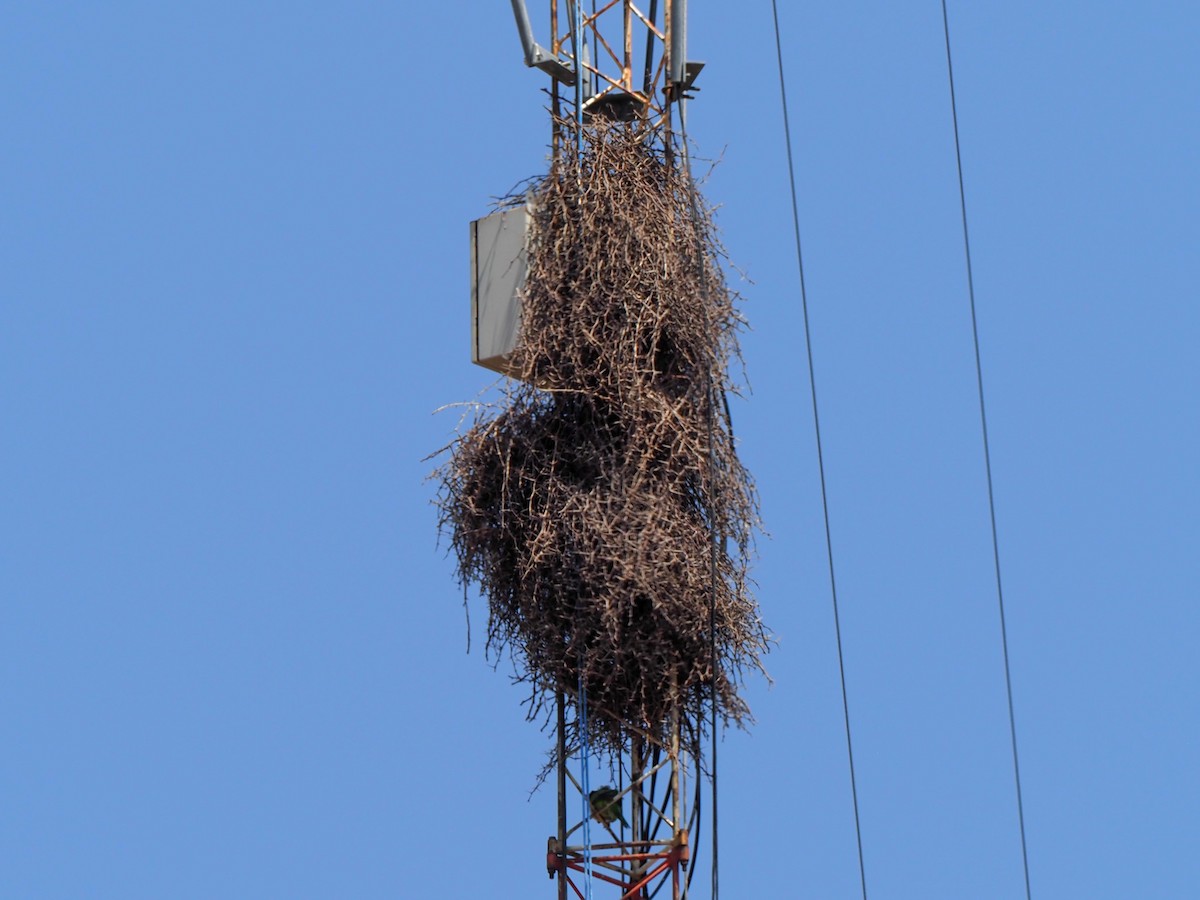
[[549, 833, 689, 899], [548, 693, 696, 899]]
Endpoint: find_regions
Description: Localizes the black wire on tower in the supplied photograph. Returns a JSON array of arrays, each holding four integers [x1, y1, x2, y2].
[[769, 3, 870, 899], [674, 93, 721, 900], [939, 3, 1033, 898]]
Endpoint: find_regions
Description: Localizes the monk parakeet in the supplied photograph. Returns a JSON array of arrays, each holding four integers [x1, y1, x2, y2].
[[589, 786, 629, 828]]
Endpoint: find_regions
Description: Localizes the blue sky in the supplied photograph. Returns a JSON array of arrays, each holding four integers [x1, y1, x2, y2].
[[2, 3, 1197, 898]]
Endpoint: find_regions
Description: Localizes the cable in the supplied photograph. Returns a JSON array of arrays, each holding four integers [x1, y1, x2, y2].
[[675, 94, 720, 900], [579, 664, 595, 898], [707, 374, 719, 900], [768, 4, 870, 898], [571, 0, 585, 148], [938, 4, 1033, 898], [570, 3, 592, 894]]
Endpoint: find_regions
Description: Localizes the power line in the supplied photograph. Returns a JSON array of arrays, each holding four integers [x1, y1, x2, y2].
[[939, 3, 1033, 897], [769, 4, 869, 898]]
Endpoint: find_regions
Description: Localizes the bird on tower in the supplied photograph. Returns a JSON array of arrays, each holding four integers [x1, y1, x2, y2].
[[588, 786, 630, 828]]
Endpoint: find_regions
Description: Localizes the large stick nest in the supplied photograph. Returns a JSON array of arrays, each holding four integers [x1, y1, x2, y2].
[[437, 120, 768, 757]]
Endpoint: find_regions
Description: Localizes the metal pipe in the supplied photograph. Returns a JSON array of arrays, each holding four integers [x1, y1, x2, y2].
[[642, 0, 659, 96], [669, 0, 686, 85], [622, 0, 632, 93], [510, 0, 538, 65], [572, 0, 584, 147], [670, 697, 681, 900], [631, 733, 644, 894], [670, 694, 681, 830]]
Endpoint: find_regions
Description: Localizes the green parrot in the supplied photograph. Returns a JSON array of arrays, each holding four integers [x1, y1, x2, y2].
[[588, 786, 629, 828]]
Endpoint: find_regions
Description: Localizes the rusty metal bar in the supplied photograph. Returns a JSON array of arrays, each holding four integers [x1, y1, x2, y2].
[[576, 855, 634, 878], [624, 0, 633, 91], [551, 0, 562, 150], [623, 858, 674, 898], [557, 691, 568, 900], [671, 696, 681, 900], [663, 0, 672, 95], [631, 733, 643, 874], [590, 27, 624, 71], [563, 872, 587, 900], [565, 841, 674, 852], [566, 864, 636, 891], [564, 764, 584, 795], [631, 0, 664, 38]]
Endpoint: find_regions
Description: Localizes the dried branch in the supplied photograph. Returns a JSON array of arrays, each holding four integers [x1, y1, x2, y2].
[[435, 118, 768, 760]]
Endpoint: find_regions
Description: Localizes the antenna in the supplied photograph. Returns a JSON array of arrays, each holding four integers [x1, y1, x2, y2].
[[506, 0, 703, 123]]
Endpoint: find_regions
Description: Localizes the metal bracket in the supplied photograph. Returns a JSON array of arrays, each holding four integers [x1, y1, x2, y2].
[[681, 60, 704, 91], [509, 0, 577, 85], [665, 60, 704, 103]]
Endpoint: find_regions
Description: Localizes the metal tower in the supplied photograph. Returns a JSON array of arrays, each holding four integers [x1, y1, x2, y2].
[[498, 4, 707, 897], [509, 0, 701, 131], [545, 692, 702, 899]]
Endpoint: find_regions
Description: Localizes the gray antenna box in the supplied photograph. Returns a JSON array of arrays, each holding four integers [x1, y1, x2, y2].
[[470, 204, 530, 379]]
